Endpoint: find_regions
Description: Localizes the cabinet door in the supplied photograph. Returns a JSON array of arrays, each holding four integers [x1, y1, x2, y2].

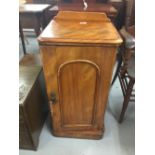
[[41, 45, 116, 134], [57, 59, 100, 129]]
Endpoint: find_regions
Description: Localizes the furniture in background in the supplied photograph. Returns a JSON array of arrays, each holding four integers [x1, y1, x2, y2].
[[19, 66, 48, 150], [19, 4, 51, 36], [57, 0, 126, 29], [32, 0, 57, 5], [24, 0, 126, 29], [59, 0, 108, 3], [111, 0, 135, 122], [38, 11, 122, 139], [19, 20, 27, 55], [26, 0, 33, 3], [46, 2, 118, 27], [112, 0, 135, 85], [109, 0, 126, 29], [118, 26, 135, 123]]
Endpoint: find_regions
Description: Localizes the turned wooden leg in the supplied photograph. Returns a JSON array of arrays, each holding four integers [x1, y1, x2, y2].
[[111, 47, 124, 86], [119, 78, 135, 123]]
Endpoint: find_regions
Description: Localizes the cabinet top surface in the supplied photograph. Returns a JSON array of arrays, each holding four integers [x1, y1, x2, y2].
[[19, 66, 41, 105], [38, 11, 122, 45]]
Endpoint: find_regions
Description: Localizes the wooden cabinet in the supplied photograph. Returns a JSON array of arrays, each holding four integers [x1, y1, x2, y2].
[[19, 66, 48, 150], [38, 11, 122, 139]]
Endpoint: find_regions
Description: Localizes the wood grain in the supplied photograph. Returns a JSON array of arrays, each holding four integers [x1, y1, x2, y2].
[[38, 11, 122, 45], [58, 60, 100, 127], [38, 11, 122, 139], [40, 45, 117, 138]]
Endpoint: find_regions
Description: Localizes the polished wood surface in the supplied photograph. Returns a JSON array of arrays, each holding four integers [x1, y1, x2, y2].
[[40, 45, 117, 139], [38, 11, 122, 139], [58, 60, 98, 126], [38, 11, 122, 45], [19, 66, 48, 150]]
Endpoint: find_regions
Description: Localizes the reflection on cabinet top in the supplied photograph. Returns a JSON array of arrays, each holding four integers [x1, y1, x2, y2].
[[38, 11, 122, 46]]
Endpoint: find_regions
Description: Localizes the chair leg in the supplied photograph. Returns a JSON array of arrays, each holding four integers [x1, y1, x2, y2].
[[111, 56, 122, 86], [19, 20, 26, 55], [119, 79, 134, 123], [111, 48, 122, 86]]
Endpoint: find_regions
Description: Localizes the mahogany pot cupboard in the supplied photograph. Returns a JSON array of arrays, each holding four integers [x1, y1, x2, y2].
[[38, 11, 122, 139]]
